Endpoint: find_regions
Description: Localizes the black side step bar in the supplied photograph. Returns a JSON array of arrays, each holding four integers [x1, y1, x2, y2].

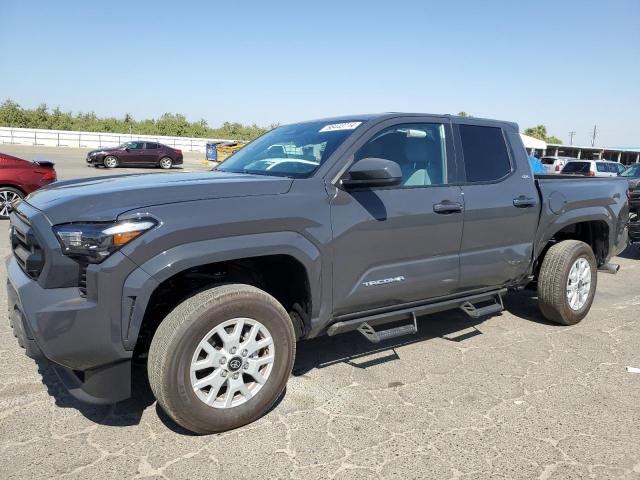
[[460, 292, 504, 319], [357, 313, 418, 344], [327, 288, 507, 340]]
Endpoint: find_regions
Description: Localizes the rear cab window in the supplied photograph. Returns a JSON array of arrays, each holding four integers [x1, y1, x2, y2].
[[457, 125, 511, 183]]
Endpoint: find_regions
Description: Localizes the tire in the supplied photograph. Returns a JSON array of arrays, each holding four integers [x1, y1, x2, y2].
[[159, 157, 172, 169], [537, 240, 597, 325], [148, 283, 296, 434], [0, 187, 24, 219], [103, 156, 118, 168]]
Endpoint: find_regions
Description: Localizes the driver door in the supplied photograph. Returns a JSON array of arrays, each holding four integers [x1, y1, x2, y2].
[[120, 141, 145, 165], [329, 119, 464, 316]]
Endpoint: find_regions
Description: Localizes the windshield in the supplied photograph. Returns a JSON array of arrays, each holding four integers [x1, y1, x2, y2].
[[621, 164, 640, 177], [216, 120, 363, 177]]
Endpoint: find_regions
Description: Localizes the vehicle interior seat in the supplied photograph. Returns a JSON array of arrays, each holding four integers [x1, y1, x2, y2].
[[402, 137, 431, 186]]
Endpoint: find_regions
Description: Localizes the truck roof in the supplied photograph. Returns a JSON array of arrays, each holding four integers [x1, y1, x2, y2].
[[289, 113, 519, 132]]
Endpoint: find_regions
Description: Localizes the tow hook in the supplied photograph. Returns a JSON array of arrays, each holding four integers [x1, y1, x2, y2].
[[598, 263, 620, 274]]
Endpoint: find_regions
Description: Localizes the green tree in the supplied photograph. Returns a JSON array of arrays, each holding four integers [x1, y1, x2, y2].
[[0, 99, 270, 141], [0, 100, 28, 127], [524, 125, 563, 144], [457, 111, 470, 117]]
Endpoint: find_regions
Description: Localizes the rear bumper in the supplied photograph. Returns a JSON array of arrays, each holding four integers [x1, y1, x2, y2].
[[6, 255, 132, 404]]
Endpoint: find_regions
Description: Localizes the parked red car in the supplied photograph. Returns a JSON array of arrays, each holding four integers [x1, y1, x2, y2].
[[86, 141, 183, 169], [0, 153, 57, 219]]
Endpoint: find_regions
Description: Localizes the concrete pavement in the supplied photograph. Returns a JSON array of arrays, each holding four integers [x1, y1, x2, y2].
[[1, 145, 639, 479]]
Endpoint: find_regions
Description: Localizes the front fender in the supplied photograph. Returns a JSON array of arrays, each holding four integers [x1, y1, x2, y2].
[[120, 232, 322, 350]]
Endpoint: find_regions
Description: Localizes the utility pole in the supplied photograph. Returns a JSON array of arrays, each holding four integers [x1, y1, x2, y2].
[[591, 125, 597, 147], [569, 131, 576, 146]]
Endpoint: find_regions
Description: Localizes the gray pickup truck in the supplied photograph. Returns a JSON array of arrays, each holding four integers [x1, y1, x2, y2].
[[7, 114, 629, 433]]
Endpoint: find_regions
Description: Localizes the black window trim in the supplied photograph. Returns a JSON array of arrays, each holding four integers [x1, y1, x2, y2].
[[450, 122, 515, 186]]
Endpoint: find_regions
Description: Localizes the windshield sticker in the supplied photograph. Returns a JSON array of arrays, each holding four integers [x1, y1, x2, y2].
[[319, 122, 362, 133]]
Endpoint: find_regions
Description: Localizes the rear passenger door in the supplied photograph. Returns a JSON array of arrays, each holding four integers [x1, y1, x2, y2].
[[143, 142, 160, 164], [454, 123, 541, 291]]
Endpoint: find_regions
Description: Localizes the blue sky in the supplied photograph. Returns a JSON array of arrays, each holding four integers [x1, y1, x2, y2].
[[1, 0, 638, 146]]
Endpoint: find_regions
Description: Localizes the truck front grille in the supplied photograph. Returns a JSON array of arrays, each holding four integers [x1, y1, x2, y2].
[[10, 211, 44, 279]]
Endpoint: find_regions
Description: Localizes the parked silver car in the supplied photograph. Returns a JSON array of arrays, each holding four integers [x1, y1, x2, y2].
[[561, 159, 626, 177]]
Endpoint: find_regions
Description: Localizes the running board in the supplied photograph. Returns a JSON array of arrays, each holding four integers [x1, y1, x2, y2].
[[460, 293, 504, 319], [357, 313, 418, 344], [327, 288, 507, 337]]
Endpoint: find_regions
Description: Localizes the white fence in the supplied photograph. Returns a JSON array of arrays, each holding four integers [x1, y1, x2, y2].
[[0, 126, 235, 153]]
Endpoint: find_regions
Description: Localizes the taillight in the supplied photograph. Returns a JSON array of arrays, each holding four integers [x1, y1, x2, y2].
[[555, 164, 560, 172], [587, 170, 595, 177], [175, 149, 182, 155], [35, 168, 56, 181]]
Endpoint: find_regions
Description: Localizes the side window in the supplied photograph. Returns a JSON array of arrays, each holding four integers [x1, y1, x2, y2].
[[354, 123, 448, 187], [458, 125, 511, 183], [596, 162, 607, 172], [129, 142, 144, 150], [145, 142, 159, 150]]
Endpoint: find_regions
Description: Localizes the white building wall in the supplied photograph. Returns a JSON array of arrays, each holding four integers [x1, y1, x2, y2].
[[0, 127, 235, 153]]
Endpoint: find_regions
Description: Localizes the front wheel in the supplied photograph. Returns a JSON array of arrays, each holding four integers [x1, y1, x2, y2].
[[148, 284, 296, 434], [537, 240, 597, 325], [103, 155, 119, 168]]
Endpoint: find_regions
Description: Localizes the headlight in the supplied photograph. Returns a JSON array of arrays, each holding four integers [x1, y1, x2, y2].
[[53, 219, 156, 263]]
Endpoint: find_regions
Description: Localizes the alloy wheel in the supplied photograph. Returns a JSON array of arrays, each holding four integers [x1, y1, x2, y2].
[[190, 317, 275, 409], [0, 190, 21, 217], [566, 257, 591, 310]]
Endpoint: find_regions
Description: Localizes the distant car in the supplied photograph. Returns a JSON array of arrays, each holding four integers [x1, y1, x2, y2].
[[621, 163, 640, 213], [86, 141, 183, 169], [540, 156, 574, 174], [0, 153, 57, 219], [561, 159, 626, 177]]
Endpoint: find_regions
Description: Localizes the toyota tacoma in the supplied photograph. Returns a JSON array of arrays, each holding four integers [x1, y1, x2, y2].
[[7, 114, 629, 433]]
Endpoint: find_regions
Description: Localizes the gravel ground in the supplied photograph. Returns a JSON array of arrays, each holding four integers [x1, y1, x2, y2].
[[1, 146, 639, 479]]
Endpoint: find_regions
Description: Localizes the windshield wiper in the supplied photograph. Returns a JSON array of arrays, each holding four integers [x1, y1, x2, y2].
[[216, 168, 294, 179]]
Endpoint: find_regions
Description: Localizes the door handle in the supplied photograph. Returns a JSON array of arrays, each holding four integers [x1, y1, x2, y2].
[[433, 201, 463, 214], [513, 196, 536, 208]]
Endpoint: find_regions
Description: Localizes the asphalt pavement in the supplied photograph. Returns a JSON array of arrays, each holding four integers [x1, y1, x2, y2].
[[1, 145, 639, 479]]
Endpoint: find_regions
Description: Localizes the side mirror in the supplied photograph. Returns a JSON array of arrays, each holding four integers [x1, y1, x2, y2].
[[341, 158, 402, 189], [124, 147, 130, 152]]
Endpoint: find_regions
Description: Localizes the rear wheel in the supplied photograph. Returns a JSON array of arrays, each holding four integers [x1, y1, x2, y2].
[[537, 240, 597, 325], [148, 284, 296, 434], [159, 157, 172, 169], [103, 156, 118, 168], [0, 187, 24, 219]]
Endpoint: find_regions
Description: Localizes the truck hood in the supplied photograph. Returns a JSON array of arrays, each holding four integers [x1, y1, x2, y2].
[[24, 171, 293, 224]]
